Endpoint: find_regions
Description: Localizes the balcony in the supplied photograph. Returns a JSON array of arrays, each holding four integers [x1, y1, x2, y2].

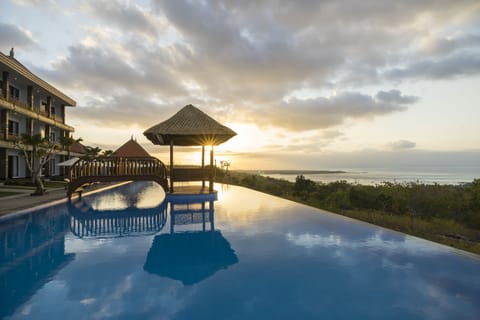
[[0, 96, 73, 132], [0, 129, 18, 142]]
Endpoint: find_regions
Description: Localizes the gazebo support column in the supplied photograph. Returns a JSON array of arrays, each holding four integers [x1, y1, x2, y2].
[[170, 140, 174, 193], [202, 145, 205, 188], [209, 145, 214, 192]]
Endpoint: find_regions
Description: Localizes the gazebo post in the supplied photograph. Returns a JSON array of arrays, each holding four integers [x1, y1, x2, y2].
[[202, 145, 205, 189], [209, 145, 214, 192], [170, 140, 174, 193]]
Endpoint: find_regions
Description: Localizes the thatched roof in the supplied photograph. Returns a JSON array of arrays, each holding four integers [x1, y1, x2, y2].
[[113, 137, 151, 157], [143, 104, 237, 146]]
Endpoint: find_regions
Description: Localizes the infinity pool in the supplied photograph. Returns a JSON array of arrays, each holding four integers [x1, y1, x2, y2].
[[1, 182, 479, 319]]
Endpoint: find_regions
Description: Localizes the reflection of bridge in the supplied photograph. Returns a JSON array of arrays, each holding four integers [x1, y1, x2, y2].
[[67, 156, 169, 198], [67, 200, 168, 238]]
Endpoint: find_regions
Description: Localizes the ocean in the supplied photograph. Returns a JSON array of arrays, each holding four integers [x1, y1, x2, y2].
[[261, 166, 480, 185]]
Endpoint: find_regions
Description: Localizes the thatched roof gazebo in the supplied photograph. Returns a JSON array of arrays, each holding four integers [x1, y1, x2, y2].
[[144, 105, 236, 193]]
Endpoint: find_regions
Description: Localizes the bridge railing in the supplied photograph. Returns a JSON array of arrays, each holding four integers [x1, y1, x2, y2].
[[67, 156, 169, 197], [69, 156, 168, 181]]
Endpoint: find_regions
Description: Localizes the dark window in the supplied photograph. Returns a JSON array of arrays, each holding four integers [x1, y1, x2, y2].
[[8, 120, 19, 136], [51, 106, 56, 115], [9, 85, 19, 100]]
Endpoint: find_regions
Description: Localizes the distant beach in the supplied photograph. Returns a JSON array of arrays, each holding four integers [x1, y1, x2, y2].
[[256, 166, 480, 185]]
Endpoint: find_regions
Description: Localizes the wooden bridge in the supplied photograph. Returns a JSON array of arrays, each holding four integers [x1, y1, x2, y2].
[[66, 156, 169, 198]]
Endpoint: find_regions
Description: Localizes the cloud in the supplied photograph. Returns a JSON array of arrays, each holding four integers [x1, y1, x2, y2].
[[21, 0, 479, 140], [386, 52, 480, 80], [376, 90, 419, 105], [0, 23, 37, 50], [246, 90, 417, 131], [69, 94, 181, 128], [83, 0, 160, 39], [388, 140, 417, 150]]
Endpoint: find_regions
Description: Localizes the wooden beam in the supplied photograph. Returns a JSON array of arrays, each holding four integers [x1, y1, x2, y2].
[[170, 140, 174, 193], [209, 145, 214, 192], [202, 145, 205, 188]]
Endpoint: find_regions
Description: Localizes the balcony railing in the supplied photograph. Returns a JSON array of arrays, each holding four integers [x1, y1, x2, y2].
[[0, 96, 65, 123], [0, 129, 19, 142]]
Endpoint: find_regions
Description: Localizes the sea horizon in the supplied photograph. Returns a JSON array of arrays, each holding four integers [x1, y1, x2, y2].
[[253, 166, 480, 185]]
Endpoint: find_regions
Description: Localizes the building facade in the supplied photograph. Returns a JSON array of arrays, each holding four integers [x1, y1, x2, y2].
[[0, 49, 77, 180]]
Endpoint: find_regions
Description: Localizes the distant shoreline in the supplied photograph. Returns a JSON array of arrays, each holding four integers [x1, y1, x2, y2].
[[240, 170, 347, 175]]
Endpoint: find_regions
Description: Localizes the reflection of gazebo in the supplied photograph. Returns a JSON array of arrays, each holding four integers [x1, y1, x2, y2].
[[143, 231, 238, 285], [143, 193, 238, 285], [143, 105, 237, 193]]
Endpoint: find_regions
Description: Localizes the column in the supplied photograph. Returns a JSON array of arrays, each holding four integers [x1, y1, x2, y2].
[[209, 145, 214, 192], [169, 140, 174, 193], [0, 148, 7, 180], [201, 145, 205, 188], [61, 104, 65, 123], [27, 86, 34, 109], [2, 71, 9, 99], [1, 109, 8, 140], [46, 96, 52, 118]]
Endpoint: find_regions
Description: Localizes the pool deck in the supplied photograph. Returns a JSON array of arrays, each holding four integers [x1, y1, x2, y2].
[[0, 182, 128, 218]]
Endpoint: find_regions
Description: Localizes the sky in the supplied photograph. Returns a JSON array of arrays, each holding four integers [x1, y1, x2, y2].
[[1, 0, 479, 170]]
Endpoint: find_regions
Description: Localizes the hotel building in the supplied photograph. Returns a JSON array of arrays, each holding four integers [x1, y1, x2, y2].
[[0, 49, 78, 180]]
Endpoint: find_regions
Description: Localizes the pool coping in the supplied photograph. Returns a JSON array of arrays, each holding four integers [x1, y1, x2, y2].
[[0, 182, 131, 223]]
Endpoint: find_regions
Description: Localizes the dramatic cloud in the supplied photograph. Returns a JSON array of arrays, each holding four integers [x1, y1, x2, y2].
[[0, 23, 37, 50], [83, 0, 160, 39], [246, 90, 417, 131], [8, 0, 480, 158]]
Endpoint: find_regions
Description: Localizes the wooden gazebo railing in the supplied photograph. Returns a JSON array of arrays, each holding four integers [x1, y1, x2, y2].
[[67, 156, 169, 197]]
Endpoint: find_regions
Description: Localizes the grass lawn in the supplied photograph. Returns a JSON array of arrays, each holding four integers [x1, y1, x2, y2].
[[0, 191, 22, 197]]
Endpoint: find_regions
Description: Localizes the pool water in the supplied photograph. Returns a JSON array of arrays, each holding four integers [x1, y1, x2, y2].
[[1, 182, 479, 319]]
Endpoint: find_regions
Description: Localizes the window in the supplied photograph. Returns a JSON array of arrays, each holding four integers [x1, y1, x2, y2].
[[40, 101, 48, 113], [9, 85, 19, 100], [8, 156, 19, 178], [50, 132, 56, 143], [8, 120, 19, 136], [51, 106, 56, 115], [50, 158, 56, 176]]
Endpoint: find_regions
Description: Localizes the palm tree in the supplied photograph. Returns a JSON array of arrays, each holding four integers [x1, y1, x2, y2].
[[102, 149, 114, 157], [85, 146, 102, 157], [14, 133, 57, 195], [60, 134, 83, 158]]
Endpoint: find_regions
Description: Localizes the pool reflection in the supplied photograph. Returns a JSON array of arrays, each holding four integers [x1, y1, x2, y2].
[[67, 199, 168, 238], [0, 208, 74, 319], [144, 196, 238, 285]]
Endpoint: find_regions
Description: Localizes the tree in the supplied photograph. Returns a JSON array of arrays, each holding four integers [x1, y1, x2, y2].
[[220, 160, 231, 174], [85, 146, 102, 157], [14, 133, 57, 195], [60, 134, 83, 158], [293, 174, 317, 200], [102, 149, 114, 157]]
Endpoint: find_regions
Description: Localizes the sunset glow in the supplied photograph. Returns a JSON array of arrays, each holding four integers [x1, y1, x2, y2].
[[1, 0, 479, 170]]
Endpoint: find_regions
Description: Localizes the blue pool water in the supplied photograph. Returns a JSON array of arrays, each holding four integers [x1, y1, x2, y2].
[[1, 181, 480, 319]]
